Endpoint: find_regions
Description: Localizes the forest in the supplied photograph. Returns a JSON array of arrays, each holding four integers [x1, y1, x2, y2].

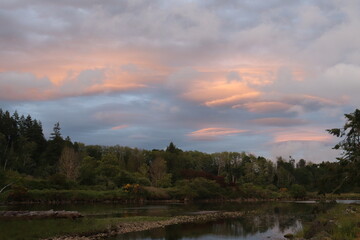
[[0, 108, 359, 202]]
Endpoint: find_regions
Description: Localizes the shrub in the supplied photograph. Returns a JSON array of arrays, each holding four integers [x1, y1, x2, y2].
[[6, 185, 29, 202], [142, 186, 170, 200], [170, 177, 224, 200], [48, 174, 71, 189], [290, 184, 307, 199], [238, 183, 280, 199]]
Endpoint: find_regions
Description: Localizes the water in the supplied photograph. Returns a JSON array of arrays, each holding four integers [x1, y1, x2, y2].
[[115, 216, 303, 240], [0, 202, 318, 240]]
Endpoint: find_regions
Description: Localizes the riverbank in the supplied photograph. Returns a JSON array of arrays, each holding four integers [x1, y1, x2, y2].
[[2, 188, 360, 205], [44, 211, 247, 240], [0, 210, 83, 219], [295, 204, 360, 240]]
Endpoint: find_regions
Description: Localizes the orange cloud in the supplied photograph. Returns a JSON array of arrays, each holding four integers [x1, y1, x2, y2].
[[234, 101, 292, 113], [252, 118, 307, 126], [188, 127, 247, 140], [111, 124, 129, 130], [183, 80, 261, 107], [235, 66, 277, 85], [0, 46, 172, 101], [274, 131, 332, 143]]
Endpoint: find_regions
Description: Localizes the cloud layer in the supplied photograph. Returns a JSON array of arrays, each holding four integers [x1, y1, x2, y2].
[[1, 0, 359, 162]]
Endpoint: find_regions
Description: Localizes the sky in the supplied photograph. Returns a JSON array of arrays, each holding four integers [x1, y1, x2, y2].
[[1, 0, 359, 163]]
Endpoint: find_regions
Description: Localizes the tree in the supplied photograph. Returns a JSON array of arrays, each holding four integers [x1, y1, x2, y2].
[[327, 109, 360, 187], [290, 184, 306, 199], [58, 147, 80, 181], [166, 142, 177, 153], [50, 122, 62, 140], [327, 109, 360, 163], [150, 157, 171, 187]]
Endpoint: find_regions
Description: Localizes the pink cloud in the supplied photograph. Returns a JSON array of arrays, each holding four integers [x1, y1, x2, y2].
[[274, 130, 332, 143], [188, 127, 247, 140], [234, 101, 292, 113], [252, 118, 308, 126], [0, 62, 166, 101], [183, 80, 261, 107], [111, 124, 129, 130]]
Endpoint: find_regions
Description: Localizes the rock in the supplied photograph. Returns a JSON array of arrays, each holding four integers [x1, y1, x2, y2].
[[0, 210, 83, 219], [45, 211, 247, 240], [284, 233, 294, 239]]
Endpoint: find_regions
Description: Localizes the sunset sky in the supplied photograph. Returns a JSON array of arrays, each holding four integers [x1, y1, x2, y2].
[[1, 0, 359, 162]]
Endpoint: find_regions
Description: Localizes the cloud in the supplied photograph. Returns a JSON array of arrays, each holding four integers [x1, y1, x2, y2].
[[323, 63, 360, 98], [0, 72, 54, 100], [0, 65, 155, 101], [0, 0, 358, 162], [252, 118, 308, 127], [271, 141, 339, 163], [188, 127, 247, 141], [273, 130, 332, 143], [111, 124, 129, 130], [183, 78, 261, 107], [236, 101, 293, 113]]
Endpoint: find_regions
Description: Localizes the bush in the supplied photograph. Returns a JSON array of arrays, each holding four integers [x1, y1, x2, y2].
[[238, 183, 280, 199], [19, 189, 130, 202], [48, 174, 72, 189], [114, 170, 137, 187], [142, 186, 170, 200], [6, 185, 29, 202], [290, 184, 307, 199], [170, 177, 224, 200]]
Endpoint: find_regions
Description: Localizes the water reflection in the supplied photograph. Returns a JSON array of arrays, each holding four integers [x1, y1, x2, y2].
[[1, 202, 317, 240], [113, 204, 308, 240]]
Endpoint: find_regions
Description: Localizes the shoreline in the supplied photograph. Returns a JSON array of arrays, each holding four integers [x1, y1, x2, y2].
[[44, 211, 247, 240], [2, 196, 360, 205]]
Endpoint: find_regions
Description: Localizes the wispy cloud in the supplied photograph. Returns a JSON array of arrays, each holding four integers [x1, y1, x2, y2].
[[273, 130, 332, 143], [188, 127, 247, 140], [111, 124, 129, 130], [0, 0, 358, 162]]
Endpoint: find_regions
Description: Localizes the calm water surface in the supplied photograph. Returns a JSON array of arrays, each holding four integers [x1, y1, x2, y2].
[[0, 202, 319, 240]]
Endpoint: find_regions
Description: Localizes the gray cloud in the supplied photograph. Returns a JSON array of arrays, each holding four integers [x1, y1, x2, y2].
[[0, 0, 359, 162]]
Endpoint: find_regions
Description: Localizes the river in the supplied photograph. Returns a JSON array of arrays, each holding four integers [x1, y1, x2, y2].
[[0, 201, 347, 240]]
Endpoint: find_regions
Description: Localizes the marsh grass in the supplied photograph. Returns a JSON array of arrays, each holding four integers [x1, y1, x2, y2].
[[299, 204, 360, 240], [0, 215, 170, 240], [328, 207, 359, 240]]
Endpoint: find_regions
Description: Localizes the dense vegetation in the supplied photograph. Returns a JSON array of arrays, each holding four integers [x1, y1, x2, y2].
[[0, 108, 359, 202]]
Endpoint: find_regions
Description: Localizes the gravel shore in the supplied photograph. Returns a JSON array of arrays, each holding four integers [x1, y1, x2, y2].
[[45, 211, 246, 240]]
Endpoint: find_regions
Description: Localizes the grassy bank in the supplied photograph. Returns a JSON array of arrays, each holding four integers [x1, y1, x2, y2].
[[296, 203, 360, 240], [2, 179, 360, 204], [0, 181, 295, 203], [0, 216, 170, 240], [2, 188, 360, 204]]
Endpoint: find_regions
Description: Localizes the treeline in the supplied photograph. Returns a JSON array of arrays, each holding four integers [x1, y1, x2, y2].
[[0, 109, 359, 201]]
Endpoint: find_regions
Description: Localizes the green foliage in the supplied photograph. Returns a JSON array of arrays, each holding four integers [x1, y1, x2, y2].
[[2, 108, 360, 202], [142, 186, 170, 199], [327, 108, 360, 188], [114, 170, 137, 187], [48, 174, 73, 189], [290, 184, 307, 199], [239, 183, 280, 199], [0, 169, 5, 185], [78, 156, 98, 185], [170, 177, 224, 200], [300, 204, 360, 240], [3, 189, 130, 202], [327, 109, 360, 162], [6, 185, 29, 202], [0, 215, 172, 240]]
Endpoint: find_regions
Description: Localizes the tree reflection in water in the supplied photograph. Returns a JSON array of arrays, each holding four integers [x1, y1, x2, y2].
[[112, 203, 313, 240], [117, 203, 311, 240]]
